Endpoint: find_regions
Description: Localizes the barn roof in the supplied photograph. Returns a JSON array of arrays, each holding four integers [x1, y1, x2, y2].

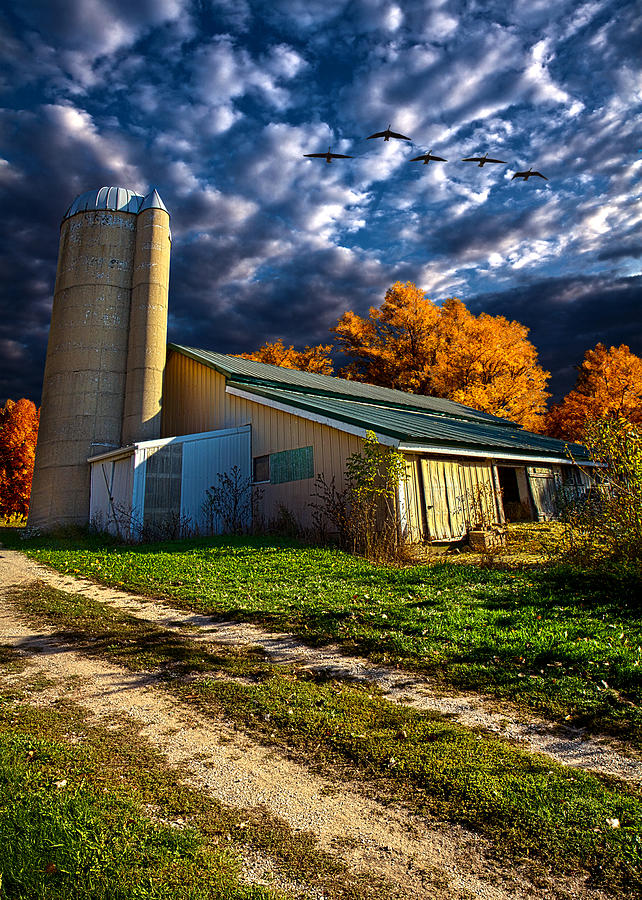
[[168, 343, 590, 463]]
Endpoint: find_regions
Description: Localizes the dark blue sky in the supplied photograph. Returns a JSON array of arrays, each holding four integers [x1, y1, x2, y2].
[[1, 0, 640, 405]]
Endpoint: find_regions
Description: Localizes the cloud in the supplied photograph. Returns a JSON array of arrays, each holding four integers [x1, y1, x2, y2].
[[1, 0, 641, 411], [470, 273, 642, 399]]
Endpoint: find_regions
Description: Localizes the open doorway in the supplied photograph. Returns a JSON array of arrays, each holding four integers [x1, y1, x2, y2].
[[496, 466, 533, 521]]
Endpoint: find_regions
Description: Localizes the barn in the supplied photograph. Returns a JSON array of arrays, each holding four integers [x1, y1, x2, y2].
[[28, 184, 591, 540], [88, 342, 590, 541]]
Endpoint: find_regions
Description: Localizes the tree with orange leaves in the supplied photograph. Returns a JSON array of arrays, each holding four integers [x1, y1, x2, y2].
[[545, 343, 642, 441], [332, 282, 550, 430], [0, 398, 40, 518], [239, 338, 334, 375]]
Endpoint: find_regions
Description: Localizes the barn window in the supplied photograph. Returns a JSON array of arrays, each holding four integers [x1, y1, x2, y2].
[[269, 446, 314, 484], [253, 455, 270, 483]]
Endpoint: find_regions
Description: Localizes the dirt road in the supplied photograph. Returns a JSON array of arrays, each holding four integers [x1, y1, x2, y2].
[[0, 547, 627, 899]]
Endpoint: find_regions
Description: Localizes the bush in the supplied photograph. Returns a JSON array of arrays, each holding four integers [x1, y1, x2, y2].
[[202, 466, 253, 535], [554, 418, 642, 571], [311, 431, 407, 561]]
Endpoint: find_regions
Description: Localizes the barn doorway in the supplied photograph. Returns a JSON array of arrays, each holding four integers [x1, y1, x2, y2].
[[496, 466, 533, 521]]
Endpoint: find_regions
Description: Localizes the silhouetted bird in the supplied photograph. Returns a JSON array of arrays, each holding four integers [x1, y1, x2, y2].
[[461, 152, 506, 167], [303, 147, 354, 164], [511, 168, 548, 181], [367, 124, 412, 142], [410, 150, 447, 165]]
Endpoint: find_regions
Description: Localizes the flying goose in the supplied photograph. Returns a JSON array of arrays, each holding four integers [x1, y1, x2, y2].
[[461, 152, 506, 167], [367, 124, 412, 141], [303, 147, 354, 164], [410, 150, 447, 165], [511, 168, 548, 181]]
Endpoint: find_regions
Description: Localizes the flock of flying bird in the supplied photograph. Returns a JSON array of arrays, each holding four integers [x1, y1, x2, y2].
[[303, 124, 548, 181]]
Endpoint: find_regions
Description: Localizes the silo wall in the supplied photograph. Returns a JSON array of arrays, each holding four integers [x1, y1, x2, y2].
[[29, 209, 139, 528], [122, 205, 171, 446]]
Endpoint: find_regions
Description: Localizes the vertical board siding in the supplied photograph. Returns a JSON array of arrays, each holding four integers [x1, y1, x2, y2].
[[162, 352, 363, 528], [417, 457, 497, 541], [402, 457, 424, 542], [527, 465, 562, 520]]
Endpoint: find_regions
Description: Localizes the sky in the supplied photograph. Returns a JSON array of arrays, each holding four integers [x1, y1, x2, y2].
[[1, 0, 641, 406]]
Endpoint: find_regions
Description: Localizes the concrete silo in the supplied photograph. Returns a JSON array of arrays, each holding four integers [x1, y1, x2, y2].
[[28, 186, 171, 530], [122, 192, 171, 446]]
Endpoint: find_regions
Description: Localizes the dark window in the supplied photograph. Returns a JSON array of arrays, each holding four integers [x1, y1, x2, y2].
[[253, 455, 270, 483]]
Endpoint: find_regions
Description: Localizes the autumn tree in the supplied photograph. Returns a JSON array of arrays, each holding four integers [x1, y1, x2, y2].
[[545, 343, 642, 441], [332, 282, 550, 430], [238, 338, 334, 375], [0, 398, 40, 519]]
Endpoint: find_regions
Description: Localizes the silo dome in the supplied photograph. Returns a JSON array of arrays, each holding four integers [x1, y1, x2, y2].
[[63, 186, 146, 220]]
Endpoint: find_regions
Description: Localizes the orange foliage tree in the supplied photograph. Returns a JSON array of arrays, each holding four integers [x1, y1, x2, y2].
[[239, 338, 334, 374], [545, 343, 642, 441], [0, 398, 40, 518], [332, 282, 550, 430]]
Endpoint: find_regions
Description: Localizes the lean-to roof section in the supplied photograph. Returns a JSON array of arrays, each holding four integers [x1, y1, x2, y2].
[[226, 382, 590, 463]]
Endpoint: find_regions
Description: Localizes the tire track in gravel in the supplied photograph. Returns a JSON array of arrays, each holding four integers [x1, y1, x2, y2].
[[1, 596, 566, 900], [2, 549, 639, 784]]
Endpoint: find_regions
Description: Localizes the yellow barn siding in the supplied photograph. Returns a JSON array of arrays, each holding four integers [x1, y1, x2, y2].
[[162, 352, 363, 528], [402, 456, 425, 543], [412, 457, 498, 541], [162, 351, 554, 539]]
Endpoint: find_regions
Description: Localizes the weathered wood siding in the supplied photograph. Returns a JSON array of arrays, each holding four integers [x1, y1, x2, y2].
[[526, 465, 563, 520], [162, 352, 363, 528], [403, 455, 500, 542]]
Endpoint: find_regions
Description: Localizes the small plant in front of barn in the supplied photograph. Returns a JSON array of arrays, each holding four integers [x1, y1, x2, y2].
[[453, 480, 507, 566], [313, 431, 408, 561], [202, 466, 253, 535], [553, 418, 642, 576], [310, 473, 350, 545]]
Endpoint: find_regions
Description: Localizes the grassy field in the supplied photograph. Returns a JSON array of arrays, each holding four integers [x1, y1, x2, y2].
[[0, 653, 279, 900], [9, 526, 642, 746], [0, 644, 404, 900], [6, 580, 642, 897]]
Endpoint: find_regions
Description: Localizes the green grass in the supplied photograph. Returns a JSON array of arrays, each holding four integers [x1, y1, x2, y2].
[[7, 581, 642, 897], [13, 530, 642, 745], [0, 725, 277, 899], [0, 675, 406, 900]]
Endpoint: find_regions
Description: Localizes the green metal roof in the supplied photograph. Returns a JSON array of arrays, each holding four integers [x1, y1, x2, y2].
[[168, 343, 590, 463], [227, 382, 590, 461], [169, 344, 519, 427]]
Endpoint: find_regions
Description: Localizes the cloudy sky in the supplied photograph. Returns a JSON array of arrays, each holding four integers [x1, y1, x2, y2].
[[1, 0, 640, 405]]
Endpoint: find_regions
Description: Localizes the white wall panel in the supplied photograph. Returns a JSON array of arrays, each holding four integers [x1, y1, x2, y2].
[[180, 426, 251, 532], [89, 453, 134, 536]]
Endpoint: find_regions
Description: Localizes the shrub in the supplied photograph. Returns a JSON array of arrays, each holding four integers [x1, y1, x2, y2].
[[202, 466, 253, 535], [554, 418, 642, 571], [311, 431, 407, 561]]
